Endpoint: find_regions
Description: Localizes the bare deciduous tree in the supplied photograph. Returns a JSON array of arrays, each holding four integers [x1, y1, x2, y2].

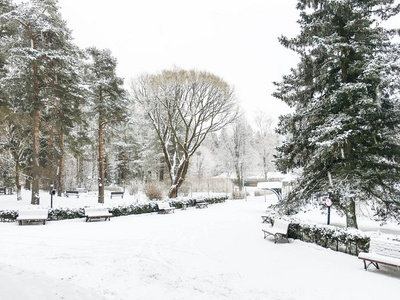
[[132, 69, 237, 198]]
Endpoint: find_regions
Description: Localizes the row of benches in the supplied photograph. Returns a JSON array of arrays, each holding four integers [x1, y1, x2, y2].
[[15, 200, 210, 224], [261, 216, 400, 272], [65, 190, 124, 198], [15, 208, 112, 225]]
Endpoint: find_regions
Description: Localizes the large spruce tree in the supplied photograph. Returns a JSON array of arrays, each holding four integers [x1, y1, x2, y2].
[[274, 0, 400, 227], [85, 47, 127, 203], [1, 0, 84, 204]]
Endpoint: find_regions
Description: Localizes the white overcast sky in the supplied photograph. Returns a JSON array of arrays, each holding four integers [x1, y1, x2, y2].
[[54, 0, 300, 122]]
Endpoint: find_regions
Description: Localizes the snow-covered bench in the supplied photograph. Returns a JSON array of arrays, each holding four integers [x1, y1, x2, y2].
[[16, 209, 48, 225], [110, 191, 124, 199], [65, 190, 79, 198], [358, 238, 400, 271], [262, 219, 290, 243], [84, 208, 113, 222], [195, 200, 208, 209], [157, 201, 175, 214]]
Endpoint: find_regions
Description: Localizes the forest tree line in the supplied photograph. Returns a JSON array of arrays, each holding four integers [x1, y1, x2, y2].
[[0, 0, 279, 203]]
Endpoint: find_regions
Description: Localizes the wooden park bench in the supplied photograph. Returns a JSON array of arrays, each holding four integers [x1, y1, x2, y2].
[[110, 191, 124, 199], [65, 190, 79, 198], [358, 238, 400, 271], [157, 201, 175, 214], [84, 207, 113, 222], [262, 219, 290, 243], [16, 209, 48, 225], [195, 200, 208, 209]]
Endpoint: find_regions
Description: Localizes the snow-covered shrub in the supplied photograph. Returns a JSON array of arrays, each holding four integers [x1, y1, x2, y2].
[[48, 208, 85, 220], [169, 196, 228, 208], [287, 221, 370, 255], [110, 203, 158, 216], [144, 181, 164, 200], [0, 210, 19, 222], [127, 180, 142, 196], [232, 191, 246, 199]]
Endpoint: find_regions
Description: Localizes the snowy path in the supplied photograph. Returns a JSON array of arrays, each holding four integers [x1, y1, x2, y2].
[[0, 198, 399, 299]]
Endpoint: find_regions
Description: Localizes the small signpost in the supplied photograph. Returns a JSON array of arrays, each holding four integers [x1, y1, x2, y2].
[[325, 197, 332, 225]]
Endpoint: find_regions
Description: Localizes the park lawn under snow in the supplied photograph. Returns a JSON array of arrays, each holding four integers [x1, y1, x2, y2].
[[0, 191, 400, 300]]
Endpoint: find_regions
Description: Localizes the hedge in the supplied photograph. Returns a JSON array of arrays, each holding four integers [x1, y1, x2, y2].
[[264, 216, 370, 256], [0, 195, 229, 222]]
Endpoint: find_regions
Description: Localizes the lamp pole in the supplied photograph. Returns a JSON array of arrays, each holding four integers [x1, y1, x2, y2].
[[50, 184, 56, 209]]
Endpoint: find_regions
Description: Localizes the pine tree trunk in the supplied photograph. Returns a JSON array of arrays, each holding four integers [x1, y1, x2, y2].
[[30, 35, 40, 205], [48, 123, 54, 188], [98, 124, 105, 203], [57, 132, 64, 197], [345, 198, 358, 229], [31, 108, 40, 205]]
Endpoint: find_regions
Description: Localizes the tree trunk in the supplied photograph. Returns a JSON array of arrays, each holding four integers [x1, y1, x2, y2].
[[345, 198, 358, 229], [263, 152, 268, 181], [235, 164, 243, 192], [168, 185, 178, 198], [15, 159, 22, 201], [30, 34, 40, 204], [167, 159, 189, 198], [98, 123, 105, 203], [31, 108, 40, 205], [57, 132, 64, 197]]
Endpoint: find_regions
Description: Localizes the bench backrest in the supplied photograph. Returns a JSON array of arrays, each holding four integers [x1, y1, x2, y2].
[[273, 219, 290, 234], [157, 202, 172, 210], [370, 238, 400, 259], [84, 208, 110, 215], [18, 209, 48, 219]]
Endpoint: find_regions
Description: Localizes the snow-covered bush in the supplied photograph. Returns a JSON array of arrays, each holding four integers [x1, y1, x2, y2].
[[285, 221, 370, 255], [48, 208, 85, 220], [0, 210, 19, 222], [144, 181, 165, 200]]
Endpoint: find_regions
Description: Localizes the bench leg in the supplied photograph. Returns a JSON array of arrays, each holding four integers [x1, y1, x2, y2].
[[263, 231, 272, 239], [274, 234, 289, 244], [363, 260, 379, 271]]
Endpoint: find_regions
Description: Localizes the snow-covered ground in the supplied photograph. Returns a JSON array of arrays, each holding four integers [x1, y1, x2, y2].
[[0, 190, 399, 300]]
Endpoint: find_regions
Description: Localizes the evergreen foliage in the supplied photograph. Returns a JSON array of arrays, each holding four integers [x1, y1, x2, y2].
[[274, 0, 400, 226], [84, 47, 127, 203], [1, 0, 85, 204]]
